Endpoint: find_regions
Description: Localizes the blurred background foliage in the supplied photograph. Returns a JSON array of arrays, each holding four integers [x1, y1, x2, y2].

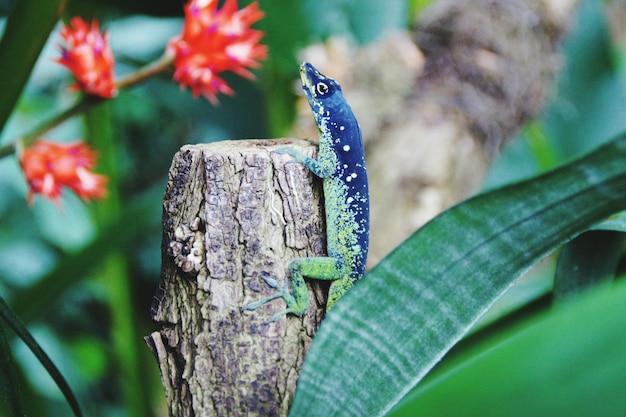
[[0, 0, 625, 416]]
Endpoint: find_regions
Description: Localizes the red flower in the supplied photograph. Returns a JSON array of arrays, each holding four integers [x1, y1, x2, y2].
[[56, 17, 117, 98], [167, 0, 267, 103], [20, 140, 107, 204]]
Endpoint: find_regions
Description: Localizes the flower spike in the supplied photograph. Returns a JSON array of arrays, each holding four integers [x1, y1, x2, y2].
[[20, 140, 107, 204], [56, 17, 117, 98], [168, 0, 267, 104]]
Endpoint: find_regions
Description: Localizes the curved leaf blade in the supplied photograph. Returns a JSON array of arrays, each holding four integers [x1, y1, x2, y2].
[[289, 134, 626, 416], [0, 322, 23, 417], [0, 297, 83, 417], [389, 280, 626, 417], [591, 212, 626, 231]]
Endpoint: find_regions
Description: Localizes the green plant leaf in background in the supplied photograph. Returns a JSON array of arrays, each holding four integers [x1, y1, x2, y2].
[[0, 297, 83, 417], [0, 321, 23, 417], [86, 100, 151, 417], [554, 230, 624, 301], [8, 198, 154, 324], [299, 0, 407, 44], [257, 0, 307, 137], [0, 0, 67, 135], [408, 0, 433, 21], [288, 133, 626, 416], [591, 211, 626, 232]]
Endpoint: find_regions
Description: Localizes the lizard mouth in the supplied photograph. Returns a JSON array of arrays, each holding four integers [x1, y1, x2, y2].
[[299, 62, 317, 95]]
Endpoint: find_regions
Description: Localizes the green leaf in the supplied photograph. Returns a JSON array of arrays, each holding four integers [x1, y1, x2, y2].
[[591, 212, 626, 232], [0, 297, 83, 417], [300, 0, 407, 44], [10, 199, 154, 323], [0, 322, 23, 417], [86, 102, 152, 417], [0, 0, 67, 135], [389, 280, 626, 417], [524, 121, 559, 172], [259, 0, 306, 73], [288, 133, 626, 417], [554, 230, 624, 301], [409, 0, 433, 20]]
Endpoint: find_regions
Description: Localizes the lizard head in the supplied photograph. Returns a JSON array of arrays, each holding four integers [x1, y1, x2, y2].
[[299, 62, 344, 118]]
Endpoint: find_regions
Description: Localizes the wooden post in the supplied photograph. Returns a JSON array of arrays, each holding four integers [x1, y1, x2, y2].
[[145, 139, 329, 417]]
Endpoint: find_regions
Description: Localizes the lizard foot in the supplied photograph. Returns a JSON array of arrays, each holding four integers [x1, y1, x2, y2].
[[269, 146, 293, 156], [245, 275, 300, 322]]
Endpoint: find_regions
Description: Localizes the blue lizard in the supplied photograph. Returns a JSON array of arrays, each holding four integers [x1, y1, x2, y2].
[[247, 62, 369, 321]]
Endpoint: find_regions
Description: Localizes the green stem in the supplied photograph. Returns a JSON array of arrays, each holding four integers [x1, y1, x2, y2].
[[116, 52, 173, 90], [85, 103, 151, 417], [0, 52, 173, 158], [0, 142, 15, 159]]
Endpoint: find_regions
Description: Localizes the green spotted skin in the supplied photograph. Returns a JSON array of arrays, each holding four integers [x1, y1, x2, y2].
[[247, 62, 369, 321]]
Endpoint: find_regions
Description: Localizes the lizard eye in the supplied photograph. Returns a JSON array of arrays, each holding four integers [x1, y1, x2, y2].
[[316, 82, 330, 96]]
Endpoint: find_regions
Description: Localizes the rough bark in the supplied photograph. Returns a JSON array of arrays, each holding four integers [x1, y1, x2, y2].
[[146, 139, 328, 417]]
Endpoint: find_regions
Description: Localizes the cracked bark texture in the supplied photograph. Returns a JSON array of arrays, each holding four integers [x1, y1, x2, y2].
[[146, 139, 328, 417]]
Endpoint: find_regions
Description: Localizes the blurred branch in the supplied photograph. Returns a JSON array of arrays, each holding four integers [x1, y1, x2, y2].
[[116, 52, 173, 89], [413, 0, 581, 152]]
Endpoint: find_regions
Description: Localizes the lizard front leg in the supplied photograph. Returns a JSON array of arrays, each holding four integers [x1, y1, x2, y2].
[[246, 256, 345, 322], [272, 146, 335, 179]]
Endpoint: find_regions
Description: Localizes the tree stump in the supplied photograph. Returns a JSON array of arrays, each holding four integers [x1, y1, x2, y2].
[[145, 139, 329, 417]]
